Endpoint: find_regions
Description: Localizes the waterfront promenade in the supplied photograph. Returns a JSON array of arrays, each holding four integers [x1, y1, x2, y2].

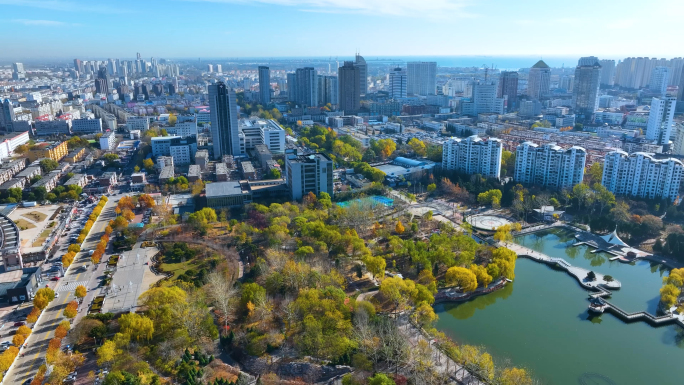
[[500, 241, 684, 328]]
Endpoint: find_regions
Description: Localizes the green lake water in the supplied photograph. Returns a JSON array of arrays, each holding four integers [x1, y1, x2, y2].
[[434, 228, 684, 385]]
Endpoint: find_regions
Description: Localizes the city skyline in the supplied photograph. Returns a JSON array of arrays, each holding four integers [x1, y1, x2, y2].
[[1, 0, 682, 59]]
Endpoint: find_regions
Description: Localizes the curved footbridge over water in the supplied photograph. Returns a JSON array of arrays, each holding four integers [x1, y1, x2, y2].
[[502, 242, 684, 328]]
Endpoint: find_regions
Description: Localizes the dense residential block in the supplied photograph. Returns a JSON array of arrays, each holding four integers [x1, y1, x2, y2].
[[442, 135, 502, 179]]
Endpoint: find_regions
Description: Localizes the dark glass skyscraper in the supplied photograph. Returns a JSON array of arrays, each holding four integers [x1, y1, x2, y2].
[[338, 61, 360, 113], [258, 66, 270, 105], [497, 71, 519, 112], [209, 82, 240, 159]]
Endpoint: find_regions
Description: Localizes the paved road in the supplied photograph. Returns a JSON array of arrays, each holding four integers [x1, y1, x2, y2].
[[4, 195, 120, 384]]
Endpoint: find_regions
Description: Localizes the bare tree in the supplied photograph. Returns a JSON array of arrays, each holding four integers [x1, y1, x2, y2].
[[206, 271, 239, 336]]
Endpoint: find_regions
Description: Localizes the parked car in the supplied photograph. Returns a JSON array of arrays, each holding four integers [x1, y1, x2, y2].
[[51, 276, 60, 281], [14, 321, 25, 327]]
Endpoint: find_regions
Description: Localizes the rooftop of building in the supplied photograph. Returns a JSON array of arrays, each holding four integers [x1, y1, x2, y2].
[[0, 212, 20, 252], [532, 60, 549, 69], [206, 181, 246, 198], [241, 161, 255, 173], [188, 165, 201, 177], [215, 163, 228, 174], [287, 152, 332, 164], [65, 173, 85, 185], [160, 166, 175, 179]]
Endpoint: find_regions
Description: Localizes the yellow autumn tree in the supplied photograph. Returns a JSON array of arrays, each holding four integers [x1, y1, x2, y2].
[[395, 221, 405, 234]]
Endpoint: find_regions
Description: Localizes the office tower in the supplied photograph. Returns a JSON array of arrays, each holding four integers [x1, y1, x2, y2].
[[461, 82, 505, 116], [527, 61, 552, 95], [646, 96, 676, 145], [679, 66, 684, 109], [338, 62, 361, 113], [207, 64, 213, 73], [137, 52, 141, 60], [12, 63, 26, 80], [216, 64, 222, 74], [527, 60, 551, 100], [602, 150, 683, 202], [497, 71, 519, 111], [407, 62, 437, 95], [285, 152, 333, 200], [287, 73, 297, 102], [572, 57, 601, 121], [649, 66, 669, 96], [317, 75, 338, 106], [95, 66, 110, 94], [442, 135, 503, 179], [73, 59, 84, 74], [514, 142, 586, 190], [295, 67, 318, 107], [389, 67, 407, 99], [355, 54, 368, 96], [209, 82, 240, 159], [107, 59, 116, 76], [1, 99, 16, 131], [258, 66, 271, 105], [599, 59, 615, 86]]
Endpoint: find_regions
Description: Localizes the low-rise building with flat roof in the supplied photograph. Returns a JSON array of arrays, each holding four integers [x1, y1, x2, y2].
[[98, 172, 118, 186], [159, 166, 174, 183], [215, 163, 228, 181], [195, 150, 209, 170], [206, 181, 252, 208], [187, 165, 201, 182], [131, 172, 147, 184], [240, 161, 256, 180]]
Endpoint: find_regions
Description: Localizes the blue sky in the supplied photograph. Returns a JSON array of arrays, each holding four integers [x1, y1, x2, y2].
[[1, 0, 682, 60]]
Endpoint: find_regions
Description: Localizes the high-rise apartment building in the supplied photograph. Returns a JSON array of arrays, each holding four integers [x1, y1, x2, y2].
[[317, 75, 338, 106], [1, 99, 16, 132], [295, 67, 318, 107], [602, 150, 683, 202], [73, 59, 84, 74], [514, 142, 586, 190], [216, 64, 222, 74], [285, 152, 333, 200], [258, 66, 271, 105], [461, 82, 505, 116], [497, 71, 519, 111], [338, 62, 361, 113], [407, 62, 437, 96], [649, 66, 669, 96], [572, 57, 601, 121], [207, 64, 213, 73], [287, 73, 297, 102], [442, 135, 503, 179], [527, 60, 551, 100], [389, 67, 407, 99], [599, 59, 615, 86], [209, 82, 240, 159], [95, 66, 110, 94], [355, 54, 368, 96], [12, 63, 25, 80], [673, 124, 684, 156], [646, 96, 676, 145]]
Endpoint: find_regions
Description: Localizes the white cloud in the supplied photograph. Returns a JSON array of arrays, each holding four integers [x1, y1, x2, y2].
[[185, 0, 475, 18], [11, 18, 79, 26]]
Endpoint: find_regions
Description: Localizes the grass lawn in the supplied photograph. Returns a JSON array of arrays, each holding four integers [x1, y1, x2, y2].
[[159, 259, 197, 284], [32, 229, 53, 247], [13, 218, 36, 230], [23, 211, 48, 223]]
